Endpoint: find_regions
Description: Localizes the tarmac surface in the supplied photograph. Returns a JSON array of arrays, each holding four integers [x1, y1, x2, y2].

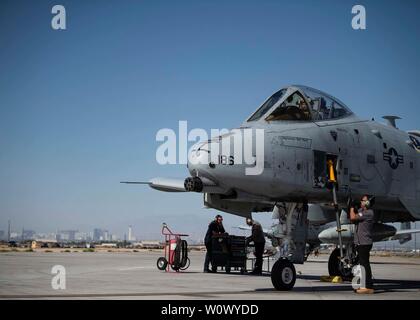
[[0, 251, 419, 300]]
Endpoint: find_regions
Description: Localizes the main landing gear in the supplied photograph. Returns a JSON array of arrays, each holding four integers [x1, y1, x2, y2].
[[328, 246, 358, 279]]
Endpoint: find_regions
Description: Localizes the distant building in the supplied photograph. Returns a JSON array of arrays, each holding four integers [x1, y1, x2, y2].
[[87, 232, 93, 242], [93, 228, 103, 241], [10, 232, 19, 240], [128, 226, 133, 242], [61, 230, 77, 241], [8, 220, 11, 242], [75, 232, 87, 241], [92, 229, 113, 242], [69, 231, 76, 241], [22, 230, 36, 240], [36, 233, 58, 240]]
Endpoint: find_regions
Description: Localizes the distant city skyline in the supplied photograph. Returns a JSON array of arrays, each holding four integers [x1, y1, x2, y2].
[[0, 219, 209, 243], [1, 220, 419, 250]]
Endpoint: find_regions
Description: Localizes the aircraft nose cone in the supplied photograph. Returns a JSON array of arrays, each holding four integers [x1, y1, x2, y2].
[[187, 142, 212, 176]]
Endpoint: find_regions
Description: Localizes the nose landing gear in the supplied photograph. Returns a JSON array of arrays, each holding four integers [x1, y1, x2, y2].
[[270, 202, 308, 291], [271, 258, 296, 290]]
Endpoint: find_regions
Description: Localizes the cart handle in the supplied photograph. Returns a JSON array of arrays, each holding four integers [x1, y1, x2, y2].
[[161, 223, 189, 237]]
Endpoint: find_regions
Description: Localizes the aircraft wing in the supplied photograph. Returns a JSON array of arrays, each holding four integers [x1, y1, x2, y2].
[[121, 177, 186, 192], [391, 228, 420, 239], [236, 225, 273, 238]]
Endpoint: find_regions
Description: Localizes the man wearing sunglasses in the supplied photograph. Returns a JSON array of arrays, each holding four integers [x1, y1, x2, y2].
[[203, 214, 225, 272], [350, 195, 375, 294]]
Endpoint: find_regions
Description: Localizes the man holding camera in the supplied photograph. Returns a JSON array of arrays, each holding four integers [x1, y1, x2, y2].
[[349, 195, 375, 294]]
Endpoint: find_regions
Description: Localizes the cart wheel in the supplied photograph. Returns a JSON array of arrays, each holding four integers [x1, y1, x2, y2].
[[225, 266, 231, 274], [170, 264, 180, 272], [157, 257, 168, 271], [211, 265, 217, 273], [180, 257, 190, 271]]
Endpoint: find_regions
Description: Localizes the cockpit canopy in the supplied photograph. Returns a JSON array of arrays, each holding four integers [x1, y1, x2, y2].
[[247, 85, 352, 122]]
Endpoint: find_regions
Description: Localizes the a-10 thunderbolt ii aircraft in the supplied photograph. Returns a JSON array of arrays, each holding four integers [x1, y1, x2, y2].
[[123, 85, 420, 290]]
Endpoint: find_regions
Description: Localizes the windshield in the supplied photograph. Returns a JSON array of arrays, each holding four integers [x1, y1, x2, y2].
[[247, 86, 351, 123], [265, 91, 312, 121], [247, 89, 286, 121], [297, 86, 351, 120]]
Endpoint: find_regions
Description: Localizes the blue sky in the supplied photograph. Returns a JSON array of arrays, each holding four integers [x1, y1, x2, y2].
[[0, 0, 419, 242]]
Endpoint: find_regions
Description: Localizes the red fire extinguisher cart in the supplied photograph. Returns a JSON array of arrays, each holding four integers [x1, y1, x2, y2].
[[156, 223, 190, 272]]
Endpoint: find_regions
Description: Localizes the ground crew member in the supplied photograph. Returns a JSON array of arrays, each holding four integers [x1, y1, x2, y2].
[[350, 194, 375, 294], [245, 218, 266, 275], [203, 214, 225, 272]]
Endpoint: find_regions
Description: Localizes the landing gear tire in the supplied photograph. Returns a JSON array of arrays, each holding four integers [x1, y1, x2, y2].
[[157, 257, 168, 271], [328, 248, 354, 279], [328, 248, 340, 276], [271, 259, 296, 291], [211, 265, 217, 273], [225, 266, 231, 274]]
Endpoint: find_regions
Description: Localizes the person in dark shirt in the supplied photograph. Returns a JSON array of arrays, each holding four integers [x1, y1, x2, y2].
[[203, 214, 225, 272], [350, 194, 375, 294], [245, 218, 266, 275]]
